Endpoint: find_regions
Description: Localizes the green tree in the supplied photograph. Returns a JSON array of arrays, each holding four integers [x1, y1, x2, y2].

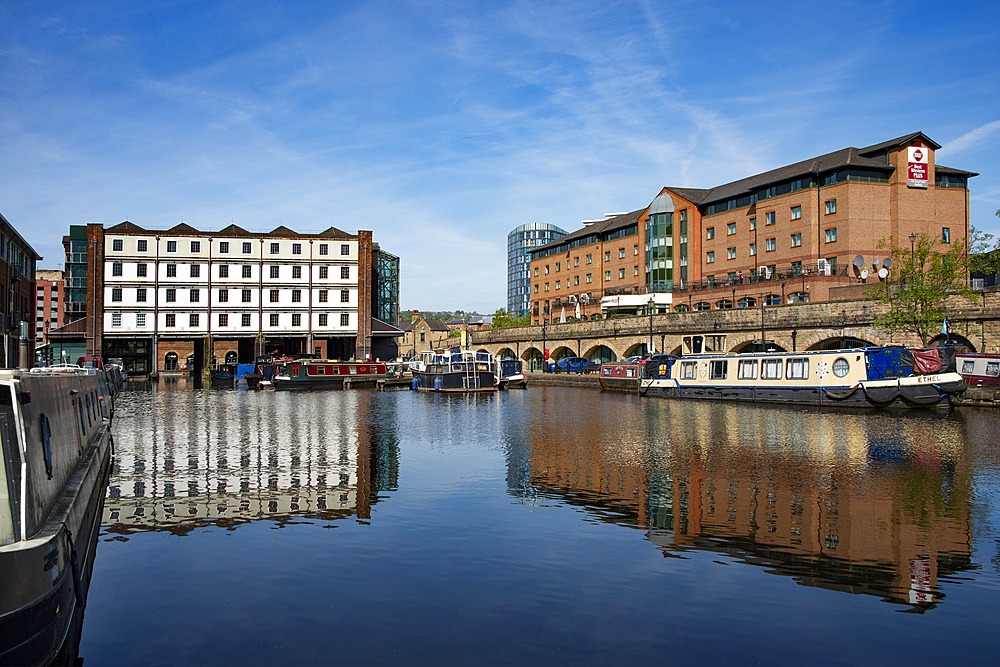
[[490, 308, 529, 329], [866, 233, 975, 345]]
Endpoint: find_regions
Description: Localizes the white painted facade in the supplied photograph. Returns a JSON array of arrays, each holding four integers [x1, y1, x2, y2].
[[102, 230, 360, 339]]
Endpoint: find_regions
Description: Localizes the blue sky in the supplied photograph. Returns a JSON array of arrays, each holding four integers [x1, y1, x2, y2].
[[2, 1, 998, 313]]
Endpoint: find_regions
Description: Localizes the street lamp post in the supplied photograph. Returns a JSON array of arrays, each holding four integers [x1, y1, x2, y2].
[[648, 296, 655, 355], [541, 323, 547, 372]]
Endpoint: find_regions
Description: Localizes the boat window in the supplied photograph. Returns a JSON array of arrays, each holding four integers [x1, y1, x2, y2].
[[317, 366, 325, 375], [738, 360, 758, 380], [710, 360, 727, 380], [833, 358, 850, 378], [987, 362, 999, 377], [786, 358, 809, 380], [681, 361, 697, 379], [761, 359, 782, 380], [962, 360, 975, 374]]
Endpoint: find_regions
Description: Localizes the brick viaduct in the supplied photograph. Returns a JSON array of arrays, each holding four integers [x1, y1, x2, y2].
[[470, 291, 1000, 365]]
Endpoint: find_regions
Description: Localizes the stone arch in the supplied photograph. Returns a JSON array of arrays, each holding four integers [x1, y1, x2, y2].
[[476, 347, 490, 355], [624, 342, 649, 358], [550, 345, 575, 361], [729, 335, 787, 353], [522, 346, 544, 371], [583, 344, 617, 362], [496, 347, 517, 360], [806, 336, 877, 351], [928, 333, 976, 353]]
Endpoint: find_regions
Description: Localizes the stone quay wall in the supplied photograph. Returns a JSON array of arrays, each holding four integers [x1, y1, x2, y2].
[[472, 289, 1000, 360]]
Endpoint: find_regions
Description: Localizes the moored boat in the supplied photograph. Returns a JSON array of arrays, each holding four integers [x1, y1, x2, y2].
[[273, 360, 388, 390], [497, 359, 526, 390], [0, 367, 114, 665], [639, 346, 965, 408], [599, 361, 643, 392], [411, 348, 498, 393], [956, 353, 1000, 387]]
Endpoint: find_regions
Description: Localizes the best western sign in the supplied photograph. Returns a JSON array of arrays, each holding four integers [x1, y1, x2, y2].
[[907, 143, 928, 188]]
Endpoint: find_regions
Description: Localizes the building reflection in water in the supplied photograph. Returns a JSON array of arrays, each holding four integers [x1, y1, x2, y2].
[[105, 380, 399, 536], [508, 398, 974, 610]]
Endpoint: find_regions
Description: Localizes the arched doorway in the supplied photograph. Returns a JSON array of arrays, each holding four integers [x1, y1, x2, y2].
[[164, 352, 179, 371], [225, 351, 238, 364]]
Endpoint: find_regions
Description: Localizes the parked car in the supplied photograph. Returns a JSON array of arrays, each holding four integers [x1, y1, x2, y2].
[[547, 356, 601, 374]]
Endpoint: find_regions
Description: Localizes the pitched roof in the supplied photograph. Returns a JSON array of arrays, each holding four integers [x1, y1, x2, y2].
[[269, 225, 297, 236], [530, 209, 645, 256], [217, 224, 252, 236], [169, 223, 199, 233], [424, 318, 449, 331], [936, 164, 980, 177], [858, 131, 941, 154], [105, 220, 147, 234], [370, 318, 404, 336]]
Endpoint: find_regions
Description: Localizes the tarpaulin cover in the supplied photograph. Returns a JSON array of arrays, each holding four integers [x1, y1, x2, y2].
[[910, 349, 942, 374], [901, 347, 957, 374]]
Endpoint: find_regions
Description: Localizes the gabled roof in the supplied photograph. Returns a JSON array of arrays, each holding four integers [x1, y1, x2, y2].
[[105, 220, 147, 234], [169, 223, 199, 233], [424, 318, 449, 331], [269, 225, 297, 236], [319, 226, 349, 237], [663, 187, 711, 205], [859, 131, 941, 155], [217, 224, 252, 236]]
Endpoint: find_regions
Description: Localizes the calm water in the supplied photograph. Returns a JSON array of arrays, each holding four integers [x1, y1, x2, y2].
[[80, 380, 1000, 665]]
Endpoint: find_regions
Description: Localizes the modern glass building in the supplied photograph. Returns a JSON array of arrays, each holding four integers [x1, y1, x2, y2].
[[507, 223, 566, 316]]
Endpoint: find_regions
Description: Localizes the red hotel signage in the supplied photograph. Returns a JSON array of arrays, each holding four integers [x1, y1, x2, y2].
[[907, 143, 928, 188]]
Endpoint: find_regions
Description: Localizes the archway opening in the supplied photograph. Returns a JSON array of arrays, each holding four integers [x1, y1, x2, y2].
[[928, 333, 976, 354], [522, 347, 544, 371], [497, 347, 517, 360], [584, 345, 617, 363], [807, 336, 877, 351], [164, 352, 179, 371]]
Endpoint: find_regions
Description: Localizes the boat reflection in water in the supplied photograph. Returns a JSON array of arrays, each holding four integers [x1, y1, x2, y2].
[[507, 399, 974, 610], [103, 379, 399, 537]]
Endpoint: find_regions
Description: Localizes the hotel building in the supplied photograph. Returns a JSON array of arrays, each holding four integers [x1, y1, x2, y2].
[[78, 221, 400, 375], [530, 132, 975, 322]]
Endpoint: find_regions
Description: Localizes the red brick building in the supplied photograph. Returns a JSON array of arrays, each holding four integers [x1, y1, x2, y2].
[[530, 132, 976, 322]]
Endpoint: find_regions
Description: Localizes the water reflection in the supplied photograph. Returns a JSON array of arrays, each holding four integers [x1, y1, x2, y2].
[[509, 398, 976, 610], [105, 380, 398, 536]]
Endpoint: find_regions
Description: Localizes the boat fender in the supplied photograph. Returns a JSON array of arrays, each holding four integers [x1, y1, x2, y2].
[[64, 528, 86, 609], [412, 378, 419, 390], [823, 385, 860, 401], [434, 376, 442, 391]]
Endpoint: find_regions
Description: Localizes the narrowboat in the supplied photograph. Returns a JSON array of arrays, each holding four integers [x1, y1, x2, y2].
[[273, 360, 388, 390], [956, 353, 1000, 387], [411, 348, 498, 393], [209, 365, 236, 387], [598, 361, 643, 392], [639, 346, 965, 408], [0, 367, 114, 665], [497, 359, 526, 390]]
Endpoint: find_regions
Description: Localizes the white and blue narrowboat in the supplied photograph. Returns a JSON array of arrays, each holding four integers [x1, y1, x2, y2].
[[639, 346, 966, 408], [411, 348, 498, 393]]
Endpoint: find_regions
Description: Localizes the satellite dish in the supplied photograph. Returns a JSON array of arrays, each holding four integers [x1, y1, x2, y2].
[[883, 257, 892, 268], [878, 268, 888, 279], [854, 255, 865, 267], [860, 269, 869, 280]]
